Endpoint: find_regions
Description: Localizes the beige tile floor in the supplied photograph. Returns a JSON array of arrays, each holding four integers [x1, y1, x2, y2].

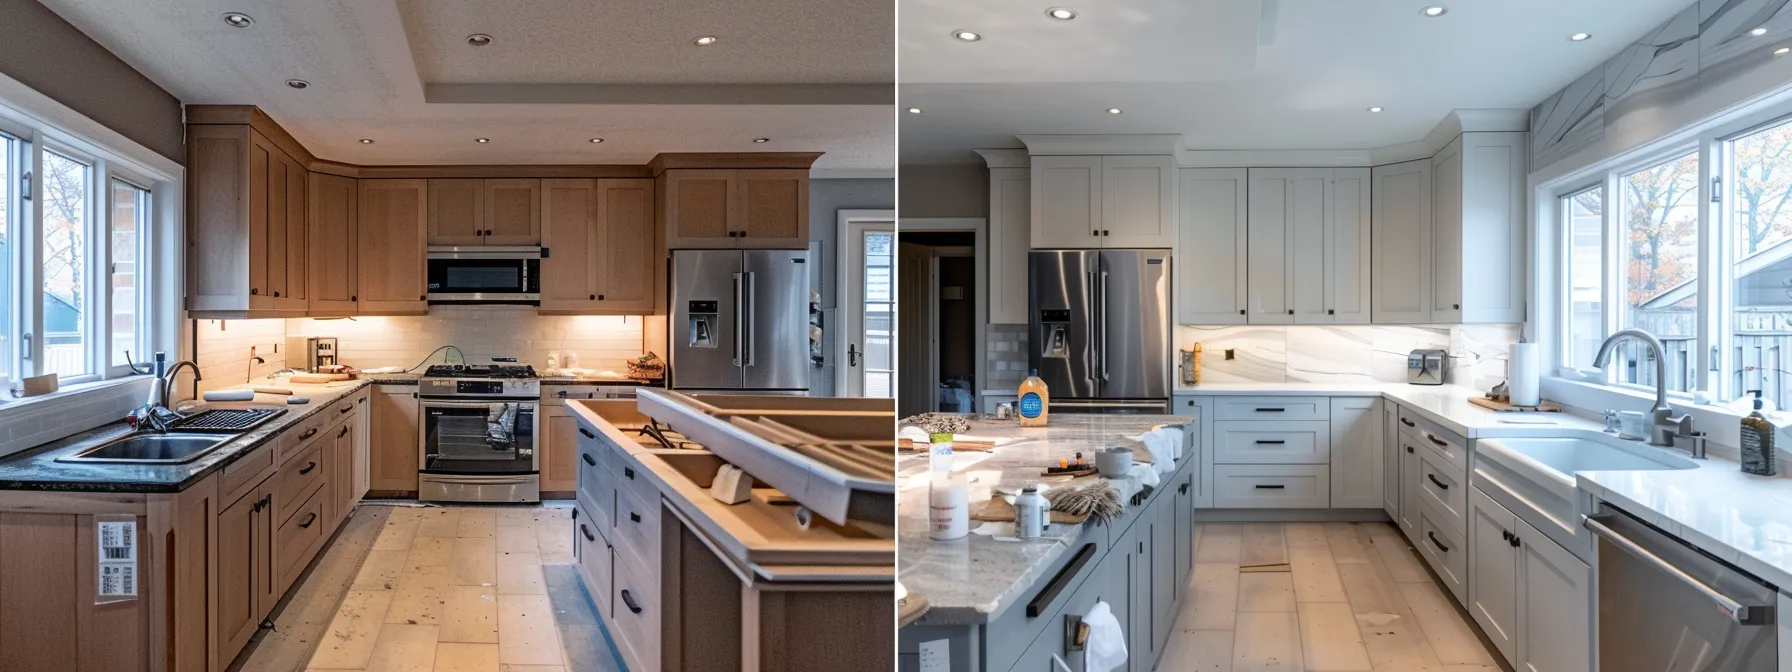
[[1157, 522, 1506, 672], [233, 503, 614, 672]]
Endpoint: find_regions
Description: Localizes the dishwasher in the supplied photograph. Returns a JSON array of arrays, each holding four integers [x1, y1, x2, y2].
[[1586, 504, 1778, 671]]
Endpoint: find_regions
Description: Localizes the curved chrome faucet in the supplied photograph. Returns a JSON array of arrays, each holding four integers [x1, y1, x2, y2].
[[131, 352, 204, 432], [1592, 328, 1692, 447]]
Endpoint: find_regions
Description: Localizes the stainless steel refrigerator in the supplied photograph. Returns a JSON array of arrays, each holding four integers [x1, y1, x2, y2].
[[1029, 249, 1171, 411], [670, 249, 810, 393]]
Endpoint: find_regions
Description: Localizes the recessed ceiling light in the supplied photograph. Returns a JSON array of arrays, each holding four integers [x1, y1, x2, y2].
[[952, 29, 982, 42], [359, 138, 374, 144], [1569, 32, 1592, 41], [753, 137, 771, 143], [466, 33, 492, 46], [588, 138, 604, 143], [222, 12, 253, 27], [907, 107, 923, 114], [475, 137, 491, 143], [1368, 106, 1385, 112], [1753, 27, 1770, 36], [693, 35, 718, 46], [286, 79, 309, 89], [1107, 108, 1123, 115], [1420, 6, 1447, 17], [1777, 47, 1790, 56], [1047, 7, 1077, 20]]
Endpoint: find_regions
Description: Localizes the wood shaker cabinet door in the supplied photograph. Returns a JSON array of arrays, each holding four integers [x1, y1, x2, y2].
[[661, 169, 736, 248], [542, 406, 578, 495], [215, 482, 273, 662], [369, 387, 421, 494], [484, 178, 542, 245], [280, 151, 309, 307], [597, 178, 659, 311], [307, 172, 359, 314], [357, 180, 429, 315], [428, 178, 486, 246], [736, 169, 809, 248], [259, 134, 290, 304], [539, 179, 599, 312]]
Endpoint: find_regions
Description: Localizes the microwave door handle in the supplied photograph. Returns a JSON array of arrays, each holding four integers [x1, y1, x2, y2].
[[732, 272, 744, 367]]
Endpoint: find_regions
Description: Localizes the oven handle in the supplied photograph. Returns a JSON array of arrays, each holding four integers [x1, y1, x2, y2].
[[1585, 515, 1768, 625], [420, 399, 536, 410]]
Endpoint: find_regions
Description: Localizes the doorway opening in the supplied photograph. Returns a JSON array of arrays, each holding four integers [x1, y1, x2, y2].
[[897, 231, 978, 417]]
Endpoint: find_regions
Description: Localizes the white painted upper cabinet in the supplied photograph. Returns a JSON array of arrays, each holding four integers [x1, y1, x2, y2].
[[1246, 168, 1370, 325], [1371, 159, 1434, 323], [1175, 168, 1248, 324], [1329, 397, 1384, 508], [1030, 155, 1174, 249], [1432, 132, 1527, 324], [988, 167, 1031, 324]]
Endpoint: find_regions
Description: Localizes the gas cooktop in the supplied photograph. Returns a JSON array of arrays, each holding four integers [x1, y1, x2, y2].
[[423, 364, 538, 380]]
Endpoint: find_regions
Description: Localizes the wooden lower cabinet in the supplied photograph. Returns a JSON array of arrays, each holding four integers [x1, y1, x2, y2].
[[541, 404, 578, 497], [215, 477, 277, 663], [370, 385, 420, 494], [330, 413, 357, 528]]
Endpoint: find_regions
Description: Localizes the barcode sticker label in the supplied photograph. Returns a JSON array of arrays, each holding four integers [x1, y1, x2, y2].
[[96, 518, 138, 602]]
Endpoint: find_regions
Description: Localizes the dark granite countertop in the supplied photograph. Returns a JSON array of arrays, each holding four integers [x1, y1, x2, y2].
[[0, 380, 375, 493]]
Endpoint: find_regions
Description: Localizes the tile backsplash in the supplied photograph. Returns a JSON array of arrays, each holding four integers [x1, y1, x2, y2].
[[1179, 324, 1523, 390], [287, 307, 654, 372], [986, 325, 1029, 391], [194, 318, 289, 397]]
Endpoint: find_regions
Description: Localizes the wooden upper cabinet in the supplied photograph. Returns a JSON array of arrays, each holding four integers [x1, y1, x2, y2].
[[597, 178, 659, 311], [428, 179, 485, 246], [661, 169, 735, 247], [539, 179, 600, 312], [485, 178, 541, 245], [186, 123, 310, 318], [736, 169, 809, 248], [308, 173, 359, 315], [358, 180, 429, 315], [280, 151, 309, 308]]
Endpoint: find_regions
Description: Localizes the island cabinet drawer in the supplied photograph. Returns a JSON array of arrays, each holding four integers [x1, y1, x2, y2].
[[610, 481, 662, 579], [1415, 501, 1468, 605], [984, 524, 1109, 672], [1004, 544, 1128, 672], [1412, 445, 1467, 535], [612, 554, 660, 672], [276, 485, 329, 594], [1212, 396, 1329, 422], [573, 505, 611, 619], [1213, 464, 1331, 508], [610, 444, 657, 517], [1212, 421, 1331, 464]]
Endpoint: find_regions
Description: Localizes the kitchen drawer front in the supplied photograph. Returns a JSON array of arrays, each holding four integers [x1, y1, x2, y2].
[[611, 552, 661, 672], [1212, 396, 1330, 422], [611, 480, 662, 580], [276, 485, 329, 594], [573, 505, 611, 620], [1005, 543, 1127, 672], [1415, 501, 1468, 605], [275, 439, 328, 525], [1213, 464, 1332, 508], [984, 523, 1109, 672], [610, 443, 657, 515], [219, 446, 276, 505], [1413, 444, 1467, 536], [1212, 421, 1331, 464], [1398, 409, 1469, 470], [276, 408, 337, 465]]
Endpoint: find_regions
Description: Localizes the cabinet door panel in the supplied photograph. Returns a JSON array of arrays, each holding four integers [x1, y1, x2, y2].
[[737, 170, 808, 248], [1516, 519, 1592, 672], [1329, 169, 1372, 323], [539, 179, 598, 311], [1329, 397, 1383, 508], [988, 168, 1031, 324], [428, 178, 486, 246], [1382, 404, 1400, 517], [264, 139, 290, 302], [357, 180, 429, 314], [1101, 155, 1175, 248], [283, 153, 309, 306], [1287, 170, 1332, 324], [485, 178, 542, 245], [597, 179, 659, 311], [1397, 440, 1421, 537], [1245, 170, 1293, 324], [1458, 132, 1527, 324], [369, 387, 420, 493], [661, 169, 736, 248], [1175, 168, 1248, 324], [308, 173, 359, 314], [1370, 160, 1433, 323], [215, 486, 264, 659], [247, 136, 273, 305], [1431, 140, 1465, 321], [1468, 487, 1519, 664], [542, 407, 578, 495], [1031, 156, 1103, 248]]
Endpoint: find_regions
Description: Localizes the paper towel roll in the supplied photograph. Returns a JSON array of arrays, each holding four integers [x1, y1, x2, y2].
[[1509, 342, 1541, 407]]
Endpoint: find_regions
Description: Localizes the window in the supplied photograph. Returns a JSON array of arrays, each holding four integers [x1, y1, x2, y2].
[[1617, 153, 1700, 393], [1726, 119, 1792, 405], [41, 150, 89, 378], [110, 179, 148, 368], [0, 134, 10, 386], [1564, 186, 1604, 369]]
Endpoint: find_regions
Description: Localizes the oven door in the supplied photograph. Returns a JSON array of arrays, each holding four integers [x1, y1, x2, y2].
[[420, 400, 538, 476], [427, 253, 540, 302]]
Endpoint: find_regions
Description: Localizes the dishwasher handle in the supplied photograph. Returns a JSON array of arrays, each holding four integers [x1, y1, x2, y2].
[[1585, 515, 1771, 625]]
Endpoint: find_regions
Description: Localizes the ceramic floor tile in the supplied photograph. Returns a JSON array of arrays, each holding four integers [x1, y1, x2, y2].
[[497, 524, 541, 555], [1334, 555, 1444, 671], [1197, 523, 1244, 563], [536, 521, 574, 565], [1233, 611, 1304, 672], [498, 594, 565, 666], [1241, 523, 1289, 567], [387, 565, 451, 626], [308, 589, 397, 669], [458, 510, 497, 538], [498, 553, 548, 595], [1179, 562, 1242, 630], [453, 536, 499, 586], [1160, 628, 1234, 671], [439, 585, 501, 644], [1368, 533, 1429, 583], [416, 509, 462, 538], [408, 537, 457, 569], [363, 623, 439, 672], [354, 550, 411, 590], [1284, 522, 1329, 548], [374, 516, 422, 552], [1324, 524, 1376, 564], [434, 642, 501, 672], [1237, 571, 1297, 612], [1289, 544, 1349, 603]]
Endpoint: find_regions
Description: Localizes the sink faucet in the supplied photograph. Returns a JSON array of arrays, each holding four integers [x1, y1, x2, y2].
[[1592, 328, 1692, 447], [130, 352, 203, 432]]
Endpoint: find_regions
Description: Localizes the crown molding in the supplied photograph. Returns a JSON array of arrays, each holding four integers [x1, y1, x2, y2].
[[1016, 134, 1183, 156], [973, 148, 1030, 168]]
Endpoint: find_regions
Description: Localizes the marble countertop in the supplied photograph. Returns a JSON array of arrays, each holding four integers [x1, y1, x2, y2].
[[1578, 462, 1792, 590], [1178, 383, 1608, 438], [897, 414, 1194, 625], [0, 379, 373, 492]]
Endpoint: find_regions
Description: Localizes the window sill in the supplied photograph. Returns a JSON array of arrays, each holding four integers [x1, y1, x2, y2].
[[0, 375, 150, 421], [1544, 376, 1762, 449]]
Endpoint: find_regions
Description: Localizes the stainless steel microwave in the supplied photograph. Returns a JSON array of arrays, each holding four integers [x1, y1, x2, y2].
[[426, 247, 540, 304]]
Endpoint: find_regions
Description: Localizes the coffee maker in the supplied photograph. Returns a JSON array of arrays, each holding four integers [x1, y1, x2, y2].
[[286, 337, 340, 373]]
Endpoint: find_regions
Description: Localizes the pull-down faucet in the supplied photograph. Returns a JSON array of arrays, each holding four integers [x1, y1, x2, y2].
[[1592, 328, 1693, 447], [130, 352, 203, 432]]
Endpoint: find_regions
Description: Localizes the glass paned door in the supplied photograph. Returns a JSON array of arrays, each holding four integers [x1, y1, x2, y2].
[[841, 218, 896, 398]]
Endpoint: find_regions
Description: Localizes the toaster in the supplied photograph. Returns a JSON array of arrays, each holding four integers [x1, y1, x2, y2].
[[1407, 349, 1448, 385]]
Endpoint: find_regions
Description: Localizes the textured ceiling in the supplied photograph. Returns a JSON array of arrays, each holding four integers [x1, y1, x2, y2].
[[899, 0, 1692, 164], [38, 0, 893, 172]]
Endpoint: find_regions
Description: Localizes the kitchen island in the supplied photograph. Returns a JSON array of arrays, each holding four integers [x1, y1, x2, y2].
[[896, 413, 1197, 672]]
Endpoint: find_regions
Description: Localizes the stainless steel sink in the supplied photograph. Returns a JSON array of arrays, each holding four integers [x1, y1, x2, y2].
[[58, 432, 237, 464]]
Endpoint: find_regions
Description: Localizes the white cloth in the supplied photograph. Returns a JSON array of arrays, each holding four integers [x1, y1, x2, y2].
[[1083, 600, 1129, 672], [1129, 426, 1185, 476]]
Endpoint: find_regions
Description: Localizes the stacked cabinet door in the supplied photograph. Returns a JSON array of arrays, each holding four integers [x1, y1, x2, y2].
[[1030, 155, 1176, 249], [540, 179, 661, 314], [308, 173, 359, 315], [540, 180, 602, 312], [427, 179, 542, 246], [1245, 168, 1370, 324], [358, 180, 429, 315], [662, 169, 809, 249], [1175, 168, 1249, 324]]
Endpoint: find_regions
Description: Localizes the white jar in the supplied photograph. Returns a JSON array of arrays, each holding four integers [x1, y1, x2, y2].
[[1014, 485, 1048, 539]]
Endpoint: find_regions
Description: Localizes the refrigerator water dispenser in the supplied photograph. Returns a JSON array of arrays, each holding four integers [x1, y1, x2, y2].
[[687, 301, 719, 348], [1040, 309, 1071, 359]]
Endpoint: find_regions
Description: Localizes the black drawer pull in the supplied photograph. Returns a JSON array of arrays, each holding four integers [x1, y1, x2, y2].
[[582, 453, 597, 466], [621, 589, 643, 614], [1406, 445, 1415, 453], [338, 404, 353, 414], [1027, 543, 1098, 618], [299, 461, 317, 475], [1178, 482, 1190, 495], [337, 426, 349, 439], [1254, 440, 1287, 445], [1427, 434, 1449, 448], [1427, 531, 1451, 553], [624, 467, 635, 480], [299, 428, 318, 440], [1254, 407, 1285, 413], [1426, 474, 1450, 490], [299, 512, 318, 528], [629, 512, 641, 523], [579, 428, 595, 439], [1400, 418, 1416, 428], [580, 523, 595, 542], [1254, 484, 1286, 490]]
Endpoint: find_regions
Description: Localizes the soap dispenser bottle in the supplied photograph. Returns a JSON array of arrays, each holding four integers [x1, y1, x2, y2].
[[1741, 390, 1778, 476], [1018, 369, 1049, 427]]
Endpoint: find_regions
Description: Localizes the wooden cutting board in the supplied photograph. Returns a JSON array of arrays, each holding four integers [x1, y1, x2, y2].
[[290, 372, 353, 384], [1468, 397, 1562, 413], [973, 494, 1090, 525]]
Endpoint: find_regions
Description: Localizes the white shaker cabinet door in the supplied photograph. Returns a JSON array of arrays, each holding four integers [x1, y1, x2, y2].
[[1516, 518, 1594, 672], [1371, 159, 1434, 323], [1329, 396, 1384, 508], [1468, 486, 1520, 665], [987, 167, 1031, 324], [1101, 155, 1176, 248], [1175, 168, 1248, 324], [1431, 137, 1466, 322], [1329, 168, 1372, 324], [1030, 155, 1103, 248], [1245, 169, 1296, 324]]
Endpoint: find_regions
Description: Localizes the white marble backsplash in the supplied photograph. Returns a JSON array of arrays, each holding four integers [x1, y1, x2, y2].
[[1179, 324, 1523, 391]]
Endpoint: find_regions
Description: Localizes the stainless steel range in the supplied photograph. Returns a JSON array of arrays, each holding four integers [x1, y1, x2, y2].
[[418, 364, 541, 503]]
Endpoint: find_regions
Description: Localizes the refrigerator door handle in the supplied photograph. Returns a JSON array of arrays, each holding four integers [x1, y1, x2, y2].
[[1098, 270, 1109, 382], [743, 271, 756, 367], [732, 272, 744, 367], [1086, 271, 1099, 387]]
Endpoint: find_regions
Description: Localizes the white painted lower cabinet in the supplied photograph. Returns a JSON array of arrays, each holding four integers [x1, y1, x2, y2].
[[1467, 484, 1592, 672]]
